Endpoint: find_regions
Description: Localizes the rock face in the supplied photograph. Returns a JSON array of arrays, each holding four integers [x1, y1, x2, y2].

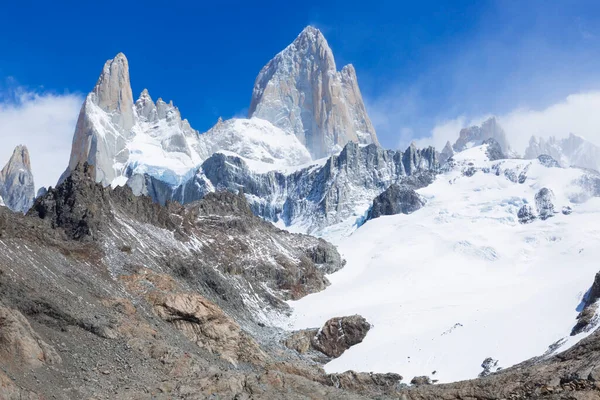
[[248, 26, 378, 158], [312, 315, 371, 358], [453, 117, 511, 155], [525, 133, 600, 171], [366, 184, 425, 222], [0, 145, 35, 213], [534, 188, 556, 220]]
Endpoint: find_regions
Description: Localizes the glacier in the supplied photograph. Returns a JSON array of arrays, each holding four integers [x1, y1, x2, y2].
[[282, 142, 600, 383]]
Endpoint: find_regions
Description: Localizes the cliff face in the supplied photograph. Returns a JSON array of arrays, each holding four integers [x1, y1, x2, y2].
[[249, 26, 378, 158]]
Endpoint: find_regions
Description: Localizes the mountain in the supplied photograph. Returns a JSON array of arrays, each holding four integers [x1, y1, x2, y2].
[[0, 145, 35, 213], [60, 44, 436, 236], [248, 26, 379, 159], [453, 117, 511, 155], [3, 147, 600, 399], [286, 142, 600, 383], [524, 133, 600, 171]]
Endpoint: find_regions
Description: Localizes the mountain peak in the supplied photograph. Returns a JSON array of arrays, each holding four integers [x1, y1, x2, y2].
[[453, 117, 510, 154], [248, 26, 378, 158], [0, 145, 35, 213], [92, 52, 134, 131], [5, 145, 31, 172]]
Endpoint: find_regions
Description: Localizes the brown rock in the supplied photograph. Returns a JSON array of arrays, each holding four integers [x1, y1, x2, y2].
[[0, 304, 61, 369], [311, 315, 371, 358]]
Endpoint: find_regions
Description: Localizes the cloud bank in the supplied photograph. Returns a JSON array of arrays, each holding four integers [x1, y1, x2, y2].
[[0, 87, 83, 190], [413, 91, 600, 154]]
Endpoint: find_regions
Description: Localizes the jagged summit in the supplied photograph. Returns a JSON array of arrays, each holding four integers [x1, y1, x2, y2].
[[453, 117, 511, 155], [0, 145, 35, 213], [525, 133, 600, 171], [248, 25, 378, 158]]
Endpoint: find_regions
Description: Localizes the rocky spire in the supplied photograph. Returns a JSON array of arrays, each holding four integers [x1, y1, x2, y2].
[[248, 26, 378, 158], [92, 52, 135, 131], [0, 145, 35, 213], [63, 53, 135, 186]]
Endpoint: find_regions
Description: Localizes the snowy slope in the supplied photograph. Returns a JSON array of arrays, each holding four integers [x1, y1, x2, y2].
[[282, 144, 600, 383]]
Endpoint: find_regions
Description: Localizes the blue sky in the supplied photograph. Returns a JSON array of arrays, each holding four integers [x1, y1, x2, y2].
[[3, 0, 600, 187]]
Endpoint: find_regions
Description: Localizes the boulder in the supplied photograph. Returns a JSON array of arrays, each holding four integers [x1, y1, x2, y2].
[[311, 315, 371, 358], [534, 188, 556, 220], [517, 204, 537, 224]]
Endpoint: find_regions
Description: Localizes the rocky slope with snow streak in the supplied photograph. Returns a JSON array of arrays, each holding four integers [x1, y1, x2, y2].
[[285, 142, 600, 383]]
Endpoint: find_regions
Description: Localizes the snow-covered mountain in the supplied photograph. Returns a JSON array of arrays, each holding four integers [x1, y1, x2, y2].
[[248, 26, 379, 159], [59, 29, 438, 236], [0, 145, 35, 213], [284, 141, 600, 383], [453, 117, 511, 155], [525, 133, 600, 171], [61, 52, 316, 188]]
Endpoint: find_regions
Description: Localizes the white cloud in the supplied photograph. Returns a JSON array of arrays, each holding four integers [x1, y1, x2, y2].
[[0, 88, 83, 190], [415, 91, 600, 154]]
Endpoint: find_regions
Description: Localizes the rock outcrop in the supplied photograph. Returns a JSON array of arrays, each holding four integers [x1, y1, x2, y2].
[[365, 184, 425, 222], [284, 315, 371, 359], [248, 26, 378, 158], [453, 117, 511, 155], [517, 204, 537, 224], [0, 145, 35, 213], [572, 272, 600, 335], [312, 315, 371, 358]]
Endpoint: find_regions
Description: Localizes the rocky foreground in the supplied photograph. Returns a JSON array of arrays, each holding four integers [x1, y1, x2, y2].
[[0, 164, 598, 399]]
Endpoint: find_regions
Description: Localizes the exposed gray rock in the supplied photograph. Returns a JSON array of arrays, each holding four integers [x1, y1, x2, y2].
[[483, 138, 505, 161], [517, 204, 537, 224], [410, 376, 432, 386], [453, 117, 511, 155], [534, 188, 556, 220], [0, 145, 35, 213], [562, 206, 573, 215], [248, 26, 378, 158], [479, 357, 500, 377], [537, 154, 561, 168], [365, 184, 425, 222]]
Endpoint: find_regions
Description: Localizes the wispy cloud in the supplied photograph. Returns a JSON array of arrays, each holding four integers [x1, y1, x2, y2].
[[0, 84, 83, 190]]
